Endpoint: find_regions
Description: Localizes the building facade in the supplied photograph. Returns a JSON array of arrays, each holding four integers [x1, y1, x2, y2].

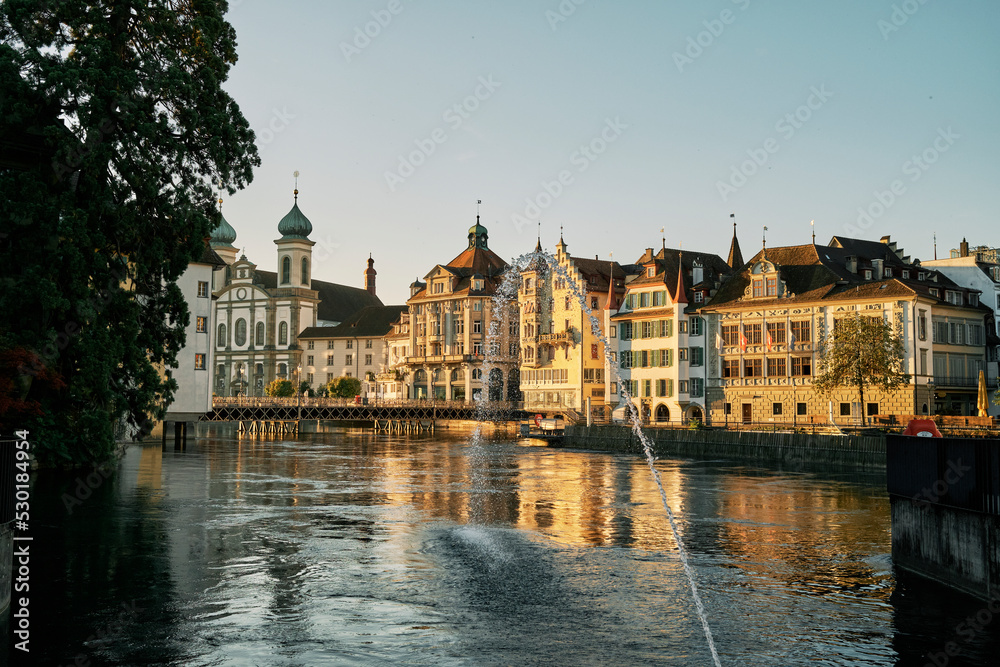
[[517, 235, 629, 417], [611, 245, 732, 424], [209, 192, 382, 396], [402, 219, 518, 402], [699, 235, 989, 425]]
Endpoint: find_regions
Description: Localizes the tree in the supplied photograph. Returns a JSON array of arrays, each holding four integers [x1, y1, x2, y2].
[[264, 379, 294, 397], [327, 376, 361, 398], [814, 314, 910, 420], [0, 0, 259, 466], [297, 380, 311, 396]]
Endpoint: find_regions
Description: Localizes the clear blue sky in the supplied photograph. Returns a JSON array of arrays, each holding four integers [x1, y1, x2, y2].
[[220, 0, 1000, 305]]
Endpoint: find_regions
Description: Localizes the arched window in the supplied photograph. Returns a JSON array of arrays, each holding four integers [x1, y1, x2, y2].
[[301, 257, 309, 285], [234, 318, 247, 346], [279, 321, 288, 345], [217, 323, 227, 346], [255, 363, 263, 376], [281, 256, 291, 284], [255, 321, 265, 346], [278, 363, 287, 379]]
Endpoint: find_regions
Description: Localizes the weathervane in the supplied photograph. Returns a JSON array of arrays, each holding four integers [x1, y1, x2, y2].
[[763, 226, 768, 250], [293, 170, 300, 203]]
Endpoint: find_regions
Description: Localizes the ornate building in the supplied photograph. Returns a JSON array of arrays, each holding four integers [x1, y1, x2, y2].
[[402, 218, 518, 402], [699, 235, 989, 424], [209, 190, 382, 396], [517, 234, 630, 417]]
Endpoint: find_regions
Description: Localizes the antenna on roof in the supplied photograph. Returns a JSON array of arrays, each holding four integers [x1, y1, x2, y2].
[[934, 232, 937, 260]]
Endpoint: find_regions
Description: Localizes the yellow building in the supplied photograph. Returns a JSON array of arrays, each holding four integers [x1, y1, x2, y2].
[[518, 235, 628, 417]]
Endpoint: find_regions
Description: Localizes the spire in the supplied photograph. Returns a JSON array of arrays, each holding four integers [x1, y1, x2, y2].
[[364, 253, 377, 297], [674, 251, 688, 305], [761, 225, 768, 262], [534, 220, 542, 253], [727, 214, 744, 269], [293, 170, 299, 203], [811, 219, 816, 245], [606, 267, 619, 312], [555, 225, 567, 256]]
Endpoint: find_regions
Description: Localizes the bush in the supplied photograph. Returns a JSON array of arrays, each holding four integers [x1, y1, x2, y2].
[[326, 376, 361, 398], [265, 379, 294, 397]]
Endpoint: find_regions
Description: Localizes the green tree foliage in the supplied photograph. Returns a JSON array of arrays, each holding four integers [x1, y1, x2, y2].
[[297, 380, 311, 396], [0, 0, 259, 466], [326, 376, 361, 398], [814, 314, 909, 417], [264, 379, 294, 397]]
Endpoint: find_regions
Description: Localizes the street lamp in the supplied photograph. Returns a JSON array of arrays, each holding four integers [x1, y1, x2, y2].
[[297, 364, 303, 422]]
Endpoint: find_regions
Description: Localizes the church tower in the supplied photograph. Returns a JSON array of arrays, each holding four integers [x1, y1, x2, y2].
[[274, 177, 315, 288], [364, 255, 377, 297]]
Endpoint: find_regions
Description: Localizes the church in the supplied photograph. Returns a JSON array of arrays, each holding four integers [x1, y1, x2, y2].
[[209, 188, 382, 396]]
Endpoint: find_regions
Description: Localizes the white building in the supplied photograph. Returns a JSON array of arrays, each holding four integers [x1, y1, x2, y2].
[[209, 190, 382, 396]]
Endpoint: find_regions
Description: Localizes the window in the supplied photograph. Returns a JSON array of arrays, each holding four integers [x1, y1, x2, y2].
[[679, 348, 689, 362], [196, 316, 207, 333], [610, 325, 617, 338], [766, 357, 786, 376], [194, 353, 205, 370], [473, 342, 483, 355], [365, 339, 373, 349], [327, 355, 334, 366], [346, 340, 353, 349], [693, 291, 704, 303], [455, 319, 465, 335], [278, 321, 288, 345], [772, 402, 782, 416], [619, 322, 632, 340], [765, 276, 777, 296], [791, 356, 812, 376], [197, 281, 209, 298], [307, 372, 313, 384], [690, 347, 704, 366], [690, 378, 704, 397], [930, 288, 940, 298], [677, 380, 687, 395], [524, 277, 532, 291], [307, 340, 315, 350], [433, 282, 443, 294], [473, 320, 482, 334], [218, 323, 227, 346], [346, 354, 353, 365], [301, 257, 309, 285], [867, 402, 879, 417], [327, 340, 335, 349], [863, 269, 872, 280], [840, 403, 852, 417], [744, 323, 762, 345], [591, 297, 598, 310], [744, 358, 763, 377], [307, 355, 314, 366], [946, 290, 962, 305], [969, 324, 984, 346], [902, 270, 910, 279], [689, 317, 703, 336], [281, 256, 290, 284], [796, 402, 807, 416], [753, 279, 764, 298], [591, 343, 599, 360], [365, 354, 372, 365], [765, 322, 786, 344], [647, 266, 655, 278], [234, 318, 247, 346], [722, 359, 740, 377], [790, 320, 811, 344], [643, 380, 651, 397], [679, 320, 688, 334], [722, 324, 739, 346], [918, 312, 927, 340], [950, 322, 965, 345]]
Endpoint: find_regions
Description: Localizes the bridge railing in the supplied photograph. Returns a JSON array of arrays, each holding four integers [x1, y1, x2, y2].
[[212, 397, 523, 412]]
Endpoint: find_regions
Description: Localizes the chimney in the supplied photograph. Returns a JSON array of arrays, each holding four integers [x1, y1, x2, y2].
[[364, 255, 377, 297], [846, 255, 857, 274], [960, 238, 969, 257], [692, 259, 704, 285]]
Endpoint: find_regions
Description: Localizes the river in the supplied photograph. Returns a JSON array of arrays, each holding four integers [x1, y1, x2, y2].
[[13, 425, 999, 666]]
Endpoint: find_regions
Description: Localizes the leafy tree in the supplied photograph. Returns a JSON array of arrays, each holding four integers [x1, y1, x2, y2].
[[0, 0, 259, 466], [297, 380, 311, 396], [814, 314, 909, 420], [327, 376, 361, 398], [264, 379, 294, 397]]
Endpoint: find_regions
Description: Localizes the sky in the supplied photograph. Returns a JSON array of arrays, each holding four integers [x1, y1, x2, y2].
[[219, 0, 1000, 305]]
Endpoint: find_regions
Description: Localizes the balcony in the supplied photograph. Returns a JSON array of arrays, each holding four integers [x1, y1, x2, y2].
[[538, 331, 574, 344], [932, 375, 996, 389]]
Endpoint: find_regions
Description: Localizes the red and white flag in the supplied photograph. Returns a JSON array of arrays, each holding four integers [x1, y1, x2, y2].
[[740, 327, 748, 353], [766, 330, 773, 352]]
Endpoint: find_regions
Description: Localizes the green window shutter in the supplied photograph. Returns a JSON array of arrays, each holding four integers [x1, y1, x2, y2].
[[667, 320, 673, 337], [667, 349, 674, 367], [651, 350, 659, 367], [667, 379, 674, 397]]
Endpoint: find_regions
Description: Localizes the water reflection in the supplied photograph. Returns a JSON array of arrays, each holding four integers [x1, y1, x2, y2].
[[15, 427, 999, 666]]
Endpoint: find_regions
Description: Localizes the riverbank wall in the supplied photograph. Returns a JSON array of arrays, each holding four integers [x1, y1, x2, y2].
[[887, 434, 1000, 600], [562, 424, 886, 469]]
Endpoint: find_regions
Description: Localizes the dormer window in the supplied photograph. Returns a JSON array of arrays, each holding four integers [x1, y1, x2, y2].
[[918, 272, 925, 281], [902, 270, 910, 279], [930, 288, 940, 297], [863, 269, 872, 280], [884, 267, 893, 278], [473, 279, 484, 291], [647, 266, 656, 278], [693, 291, 704, 304]]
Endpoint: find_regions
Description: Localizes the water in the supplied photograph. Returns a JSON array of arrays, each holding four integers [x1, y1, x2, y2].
[[13, 428, 999, 666]]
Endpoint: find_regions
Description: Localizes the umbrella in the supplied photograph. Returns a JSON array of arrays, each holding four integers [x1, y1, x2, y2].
[[977, 369, 989, 417]]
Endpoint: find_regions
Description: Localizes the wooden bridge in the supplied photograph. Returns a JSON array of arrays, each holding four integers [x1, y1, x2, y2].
[[203, 397, 527, 425]]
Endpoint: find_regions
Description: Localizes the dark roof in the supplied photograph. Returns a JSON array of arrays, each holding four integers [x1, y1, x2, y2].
[[727, 226, 744, 269], [628, 248, 731, 301], [195, 243, 227, 268], [570, 256, 628, 293], [298, 305, 408, 340], [255, 270, 383, 322]]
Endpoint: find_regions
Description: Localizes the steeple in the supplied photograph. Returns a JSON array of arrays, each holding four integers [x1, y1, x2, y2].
[[606, 270, 619, 311], [534, 221, 542, 253], [673, 252, 688, 305], [364, 254, 377, 297], [468, 215, 489, 249], [726, 214, 744, 269], [555, 225, 568, 257]]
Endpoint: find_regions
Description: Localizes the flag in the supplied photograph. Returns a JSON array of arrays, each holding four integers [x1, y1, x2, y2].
[[740, 327, 747, 353], [715, 331, 722, 352], [766, 330, 773, 352], [789, 332, 796, 350]]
